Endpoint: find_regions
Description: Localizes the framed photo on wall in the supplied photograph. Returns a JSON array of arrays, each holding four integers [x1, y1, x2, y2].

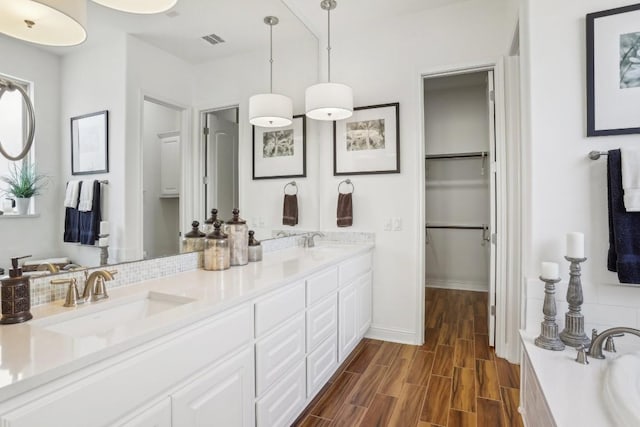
[[333, 103, 400, 175], [71, 110, 109, 175], [252, 114, 306, 179], [587, 3, 640, 136]]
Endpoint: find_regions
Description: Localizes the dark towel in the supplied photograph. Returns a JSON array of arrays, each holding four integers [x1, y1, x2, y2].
[[283, 194, 298, 226], [607, 149, 640, 283], [79, 180, 101, 245], [64, 181, 81, 243], [337, 193, 353, 227]]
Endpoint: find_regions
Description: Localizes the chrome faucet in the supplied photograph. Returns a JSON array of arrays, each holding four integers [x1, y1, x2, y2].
[[588, 327, 640, 359], [305, 232, 325, 248]]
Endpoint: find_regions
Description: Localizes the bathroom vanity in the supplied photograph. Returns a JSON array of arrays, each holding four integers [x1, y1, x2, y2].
[[0, 243, 373, 426]]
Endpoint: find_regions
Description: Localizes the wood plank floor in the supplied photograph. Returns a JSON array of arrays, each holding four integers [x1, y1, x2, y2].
[[293, 288, 523, 427]]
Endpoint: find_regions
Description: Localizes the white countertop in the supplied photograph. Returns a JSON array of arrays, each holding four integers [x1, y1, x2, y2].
[[520, 331, 640, 427], [0, 243, 373, 402]]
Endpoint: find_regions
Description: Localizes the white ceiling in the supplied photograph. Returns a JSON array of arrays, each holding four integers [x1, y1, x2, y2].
[[13, 0, 469, 64]]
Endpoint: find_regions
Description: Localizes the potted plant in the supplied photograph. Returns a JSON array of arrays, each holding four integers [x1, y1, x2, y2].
[[1, 162, 48, 215]]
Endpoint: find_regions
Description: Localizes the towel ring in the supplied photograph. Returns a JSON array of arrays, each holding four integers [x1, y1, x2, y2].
[[338, 179, 354, 194], [284, 181, 298, 195]]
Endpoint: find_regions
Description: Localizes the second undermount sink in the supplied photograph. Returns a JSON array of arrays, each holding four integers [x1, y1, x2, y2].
[[33, 291, 195, 338], [603, 350, 640, 427]]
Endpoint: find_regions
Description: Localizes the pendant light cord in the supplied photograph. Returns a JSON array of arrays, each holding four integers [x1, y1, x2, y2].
[[269, 22, 273, 93], [327, 7, 331, 82]]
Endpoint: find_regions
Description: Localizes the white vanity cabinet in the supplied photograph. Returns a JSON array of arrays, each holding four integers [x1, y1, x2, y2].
[[114, 399, 172, 427], [520, 349, 556, 427]]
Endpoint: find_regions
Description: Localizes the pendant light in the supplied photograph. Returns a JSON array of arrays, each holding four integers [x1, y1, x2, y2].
[[249, 16, 293, 128], [305, 0, 353, 121], [0, 0, 87, 47], [91, 0, 178, 15]]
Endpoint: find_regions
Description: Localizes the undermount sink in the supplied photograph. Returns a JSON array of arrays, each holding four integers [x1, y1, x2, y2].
[[33, 291, 195, 338], [603, 350, 640, 427]]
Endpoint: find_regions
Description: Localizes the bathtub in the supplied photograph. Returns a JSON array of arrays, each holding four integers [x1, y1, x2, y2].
[[520, 332, 640, 427]]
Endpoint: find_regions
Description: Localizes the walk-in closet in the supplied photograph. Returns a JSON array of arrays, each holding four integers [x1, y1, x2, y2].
[[423, 70, 498, 344]]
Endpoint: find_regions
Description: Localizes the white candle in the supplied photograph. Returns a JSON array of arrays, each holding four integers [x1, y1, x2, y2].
[[99, 221, 109, 236], [541, 262, 559, 280], [98, 237, 109, 247], [566, 232, 585, 258]]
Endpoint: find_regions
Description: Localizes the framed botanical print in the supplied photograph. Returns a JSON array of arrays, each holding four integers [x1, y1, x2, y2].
[[252, 114, 306, 179], [333, 103, 400, 175], [71, 110, 109, 175]]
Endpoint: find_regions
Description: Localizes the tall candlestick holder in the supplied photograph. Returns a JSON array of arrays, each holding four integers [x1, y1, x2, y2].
[[559, 256, 590, 348], [535, 276, 565, 351], [99, 233, 109, 267]]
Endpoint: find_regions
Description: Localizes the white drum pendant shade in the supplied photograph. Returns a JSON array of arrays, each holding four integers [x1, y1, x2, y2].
[[0, 0, 87, 46], [305, 82, 353, 121], [91, 0, 177, 14], [249, 93, 293, 128]]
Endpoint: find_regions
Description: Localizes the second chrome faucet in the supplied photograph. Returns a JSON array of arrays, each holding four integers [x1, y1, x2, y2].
[[51, 270, 117, 307]]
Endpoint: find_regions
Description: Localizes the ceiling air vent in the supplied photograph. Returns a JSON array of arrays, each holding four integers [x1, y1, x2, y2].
[[201, 33, 226, 46]]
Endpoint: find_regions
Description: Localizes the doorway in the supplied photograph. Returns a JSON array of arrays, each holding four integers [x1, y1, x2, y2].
[[423, 69, 502, 347], [202, 107, 239, 221], [141, 98, 183, 259]]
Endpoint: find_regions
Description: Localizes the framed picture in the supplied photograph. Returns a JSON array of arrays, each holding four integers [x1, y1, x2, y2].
[[333, 103, 400, 175], [587, 3, 640, 136], [252, 114, 306, 179], [71, 110, 109, 175]]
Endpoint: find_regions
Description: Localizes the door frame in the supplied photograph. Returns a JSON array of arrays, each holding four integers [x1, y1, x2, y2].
[[197, 105, 240, 220], [417, 60, 515, 360]]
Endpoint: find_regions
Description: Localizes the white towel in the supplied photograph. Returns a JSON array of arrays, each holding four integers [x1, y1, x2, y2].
[[621, 148, 640, 212], [64, 181, 80, 208], [78, 180, 95, 212]]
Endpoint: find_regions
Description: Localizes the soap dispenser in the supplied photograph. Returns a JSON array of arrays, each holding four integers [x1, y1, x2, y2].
[[0, 255, 33, 324], [225, 208, 249, 266], [181, 221, 206, 253], [203, 209, 218, 235]]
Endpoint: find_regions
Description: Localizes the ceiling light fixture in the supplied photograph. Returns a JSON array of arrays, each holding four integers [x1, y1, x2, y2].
[[305, 0, 353, 121], [0, 0, 87, 47], [249, 16, 293, 128], [91, 0, 178, 15]]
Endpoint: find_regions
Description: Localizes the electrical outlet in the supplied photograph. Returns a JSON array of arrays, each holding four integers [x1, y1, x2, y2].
[[392, 217, 402, 231], [383, 218, 392, 231]]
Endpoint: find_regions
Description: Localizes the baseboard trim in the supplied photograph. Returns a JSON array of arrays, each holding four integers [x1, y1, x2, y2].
[[365, 325, 421, 345], [426, 279, 489, 293]]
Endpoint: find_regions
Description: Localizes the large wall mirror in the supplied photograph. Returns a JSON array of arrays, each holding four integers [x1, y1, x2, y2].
[[0, 0, 319, 277]]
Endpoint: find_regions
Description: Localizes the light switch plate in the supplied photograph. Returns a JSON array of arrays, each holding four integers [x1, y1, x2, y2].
[[383, 218, 392, 231], [392, 217, 402, 231]]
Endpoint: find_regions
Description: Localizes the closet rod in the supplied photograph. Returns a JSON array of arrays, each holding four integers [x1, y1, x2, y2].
[[426, 224, 487, 230], [425, 151, 487, 160]]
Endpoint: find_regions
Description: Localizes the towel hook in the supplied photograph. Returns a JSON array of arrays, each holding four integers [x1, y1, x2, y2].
[[338, 179, 354, 194], [284, 181, 298, 195]]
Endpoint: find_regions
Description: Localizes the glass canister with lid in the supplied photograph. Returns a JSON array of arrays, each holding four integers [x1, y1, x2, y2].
[[202, 208, 218, 235], [225, 208, 249, 266], [204, 221, 230, 271], [181, 221, 206, 253], [248, 230, 262, 262]]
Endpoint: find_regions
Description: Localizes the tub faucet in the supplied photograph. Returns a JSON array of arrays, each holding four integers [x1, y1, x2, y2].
[[588, 327, 640, 359], [306, 232, 325, 248]]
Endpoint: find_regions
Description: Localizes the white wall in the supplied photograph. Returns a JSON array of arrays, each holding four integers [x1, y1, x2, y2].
[[60, 35, 127, 267], [314, 0, 513, 343], [192, 38, 319, 235], [425, 79, 491, 292], [522, 0, 640, 333], [0, 36, 61, 270], [142, 101, 181, 258]]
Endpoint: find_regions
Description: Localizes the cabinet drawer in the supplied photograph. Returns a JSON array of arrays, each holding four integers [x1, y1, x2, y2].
[[307, 334, 338, 398], [306, 294, 337, 352], [255, 313, 305, 397], [306, 267, 338, 306], [255, 281, 305, 337], [256, 361, 306, 427], [339, 252, 372, 287]]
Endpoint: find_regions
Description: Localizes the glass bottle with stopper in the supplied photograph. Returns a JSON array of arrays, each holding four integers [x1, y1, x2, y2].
[[204, 221, 230, 271], [248, 230, 263, 262], [181, 221, 206, 253], [225, 208, 249, 266], [203, 209, 218, 235]]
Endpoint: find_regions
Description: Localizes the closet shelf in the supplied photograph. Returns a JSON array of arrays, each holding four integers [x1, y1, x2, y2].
[[425, 151, 488, 160]]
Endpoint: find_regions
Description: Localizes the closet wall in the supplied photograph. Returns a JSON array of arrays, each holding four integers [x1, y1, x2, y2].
[[424, 72, 491, 292]]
